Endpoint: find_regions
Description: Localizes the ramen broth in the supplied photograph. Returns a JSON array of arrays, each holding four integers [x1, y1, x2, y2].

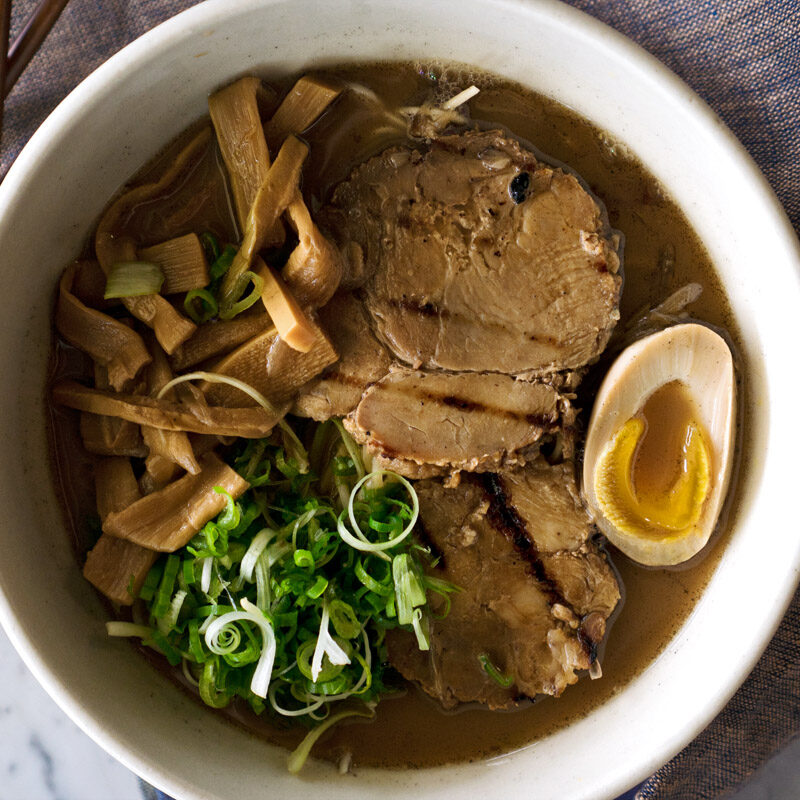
[[48, 61, 745, 768]]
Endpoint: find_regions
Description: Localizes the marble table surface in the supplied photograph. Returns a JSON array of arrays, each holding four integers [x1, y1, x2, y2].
[[2, 623, 798, 800]]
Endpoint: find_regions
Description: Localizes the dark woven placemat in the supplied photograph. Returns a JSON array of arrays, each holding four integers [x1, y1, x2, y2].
[[2, 1, 798, 798]]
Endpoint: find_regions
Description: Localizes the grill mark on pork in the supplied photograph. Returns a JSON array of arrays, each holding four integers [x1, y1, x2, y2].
[[480, 472, 580, 624], [382, 297, 577, 350], [370, 382, 560, 428], [385, 463, 621, 709], [345, 368, 570, 477]]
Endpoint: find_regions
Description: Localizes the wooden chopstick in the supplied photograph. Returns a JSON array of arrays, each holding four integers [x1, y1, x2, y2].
[[4, 0, 71, 98]]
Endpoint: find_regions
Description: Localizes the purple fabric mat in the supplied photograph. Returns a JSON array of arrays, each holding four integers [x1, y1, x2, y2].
[[2, 1, 798, 798]]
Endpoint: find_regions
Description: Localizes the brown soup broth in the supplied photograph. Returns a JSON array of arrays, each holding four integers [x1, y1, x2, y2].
[[48, 61, 748, 769]]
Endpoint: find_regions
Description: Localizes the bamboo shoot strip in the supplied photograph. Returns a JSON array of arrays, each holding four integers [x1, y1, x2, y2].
[[103, 453, 249, 552], [52, 380, 287, 439], [83, 535, 158, 605], [264, 75, 342, 153], [95, 127, 211, 271], [201, 320, 337, 408], [142, 338, 201, 477], [95, 457, 142, 520], [123, 290, 197, 355], [283, 192, 344, 308], [55, 263, 151, 391], [84, 458, 157, 605], [169, 312, 272, 371], [94, 130, 210, 353], [209, 77, 272, 231], [218, 135, 309, 314], [80, 412, 147, 458], [108, 235, 197, 354], [254, 255, 317, 353], [79, 362, 146, 458], [140, 234, 210, 294]]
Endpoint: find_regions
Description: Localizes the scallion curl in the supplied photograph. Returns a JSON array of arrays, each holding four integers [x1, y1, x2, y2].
[[337, 470, 419, 558]]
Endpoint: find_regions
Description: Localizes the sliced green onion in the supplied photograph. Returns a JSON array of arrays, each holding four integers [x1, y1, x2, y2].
[[214, 487, 241, 531], [181, 559, 196, 587], [354, 558, 392, 596], [109, 422, 453, 772], [293, 549, 314, 569], [297, 637, 346, 683], [478, 653, 514, 688], [188, 619, 206, 663], [392, 553, 426, 625], [204, 599, 276, 698], [287, 706, 375, 774], [332, 419, 366, 479], [195, 603, 235, 619], [278, 420, 310, 476], [337, 471, 419, 558], [209, 243, 237, 282], [184, 288, 218, 323], [424, 575, 461, 619], [411, 608, 430, 651], [307, 631, 371, 702], [268, 682, 325, 717], [200, 557, 213, 593], [152, 555, 180, 617], [254, 554, 271, 611], [217, 270, 264, 320], [240, 528, 277, 582], [199, 660, 231, 708], [105, 621, 153, 639], [200, 231, 221, 263], [158, 589, 188, 635], [328, 599, 361, 639], [306, 575, 328, 599], [149, 630, 182, 666], [311, 600, 351, 682], [181, 658, 200, 686], [104, 261, 164, 299], [139, 562, 163, 601]]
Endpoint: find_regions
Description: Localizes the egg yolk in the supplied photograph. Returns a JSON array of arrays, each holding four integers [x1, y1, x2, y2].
[[594, 381, 712, 539]]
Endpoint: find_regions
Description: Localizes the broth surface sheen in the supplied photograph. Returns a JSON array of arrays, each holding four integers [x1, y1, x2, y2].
[[48, 60, 747, 770]]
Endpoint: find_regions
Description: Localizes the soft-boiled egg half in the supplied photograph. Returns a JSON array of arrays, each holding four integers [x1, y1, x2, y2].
[[582, 323, 736, 566]]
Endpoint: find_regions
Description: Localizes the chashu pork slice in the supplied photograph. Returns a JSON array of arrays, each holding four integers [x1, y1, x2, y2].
[[320, 129, 621, 376], [343, 367, 575, 478], [292, 292, 392, 420], [387, 461, 620, 710]]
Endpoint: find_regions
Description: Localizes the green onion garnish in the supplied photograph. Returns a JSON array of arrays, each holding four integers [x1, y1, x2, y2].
[[183, 288, 218, 323], [104, 261, 164, 298], [209, 243, 237, 282], [287, 706, 375, 774], [200, 231, 221, 264], [478, 653, 515, 688], [116, 421, 457, 772], [217, 270, 264, 320]]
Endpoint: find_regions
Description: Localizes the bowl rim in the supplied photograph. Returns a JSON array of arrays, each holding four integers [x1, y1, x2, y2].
[[1, 0, 799, 798]]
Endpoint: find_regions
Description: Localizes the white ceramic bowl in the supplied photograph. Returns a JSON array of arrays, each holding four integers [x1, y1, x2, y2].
[[1, 1, 798, 798]]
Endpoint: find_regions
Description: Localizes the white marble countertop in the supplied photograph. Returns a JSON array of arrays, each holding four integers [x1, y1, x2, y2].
[[2, 623, 798, 800]]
